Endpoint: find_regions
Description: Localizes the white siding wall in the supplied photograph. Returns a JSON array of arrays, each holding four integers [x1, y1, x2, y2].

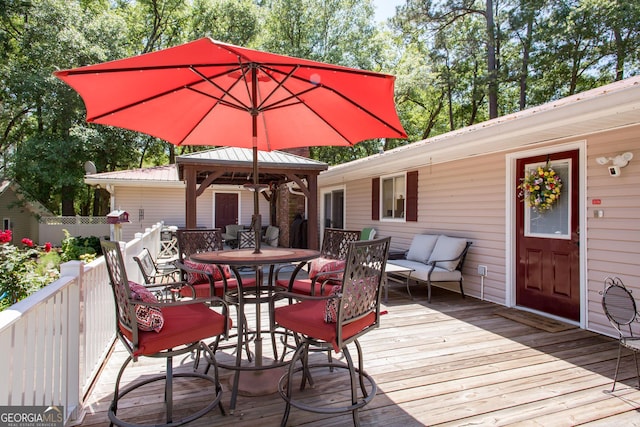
[[113, 186, 271, 242]]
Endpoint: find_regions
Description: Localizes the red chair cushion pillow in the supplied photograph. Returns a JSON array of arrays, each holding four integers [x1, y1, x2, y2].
[[324, 286, 341, 323], [183, 259, 231, 285], [308, 257, 345, 283], [129, 281, 164, 333]]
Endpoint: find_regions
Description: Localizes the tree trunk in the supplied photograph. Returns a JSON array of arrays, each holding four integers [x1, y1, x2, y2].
[[520, 18, 533, 110], [486, 0, 498, 118], [613, 27, 624, 81], [61, 185, 75, 216]]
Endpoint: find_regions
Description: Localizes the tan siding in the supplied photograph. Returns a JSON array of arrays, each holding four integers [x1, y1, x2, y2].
[[0, 188, 40, 245], [341, 154, 508, 304], [327, 122, 640, 339], [585, 125, 640, 336]]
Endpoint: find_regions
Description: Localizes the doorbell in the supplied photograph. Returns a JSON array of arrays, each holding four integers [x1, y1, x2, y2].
[[608, 165, 621, 177]]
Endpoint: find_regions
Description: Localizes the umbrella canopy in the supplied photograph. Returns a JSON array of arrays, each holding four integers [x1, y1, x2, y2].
[[55, 37, 407, 251]]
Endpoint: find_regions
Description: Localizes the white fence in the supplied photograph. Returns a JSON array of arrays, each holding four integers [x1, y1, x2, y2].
[[39, 216, 111, 246], [0, 222, 164, 425]]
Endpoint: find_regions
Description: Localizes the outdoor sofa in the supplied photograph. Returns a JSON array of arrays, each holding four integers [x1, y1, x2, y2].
[[388, 234, 472, 302]]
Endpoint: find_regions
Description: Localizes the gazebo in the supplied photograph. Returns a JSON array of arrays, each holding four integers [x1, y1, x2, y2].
[[176, 147, 328, 249]]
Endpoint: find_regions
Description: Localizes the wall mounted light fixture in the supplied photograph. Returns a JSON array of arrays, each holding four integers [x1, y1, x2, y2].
[[596, 152, 633, 177]]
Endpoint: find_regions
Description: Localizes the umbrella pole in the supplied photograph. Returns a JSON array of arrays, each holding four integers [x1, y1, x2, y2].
[[252, 147, 261, 254]]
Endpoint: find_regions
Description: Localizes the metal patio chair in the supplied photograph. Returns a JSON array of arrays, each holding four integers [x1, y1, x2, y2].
[[270, 237, 390, 426], [275, 228, 361, 296], [601, 276, 640, 392], [133, 247, 179, 285], [100, 240, 229, 426]]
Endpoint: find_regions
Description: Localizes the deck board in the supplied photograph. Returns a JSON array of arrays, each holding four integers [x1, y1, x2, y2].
[[77, 286, 640, 426]]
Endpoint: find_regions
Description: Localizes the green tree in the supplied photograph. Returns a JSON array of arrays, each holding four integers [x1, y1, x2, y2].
[[188, 0, 259, 46]]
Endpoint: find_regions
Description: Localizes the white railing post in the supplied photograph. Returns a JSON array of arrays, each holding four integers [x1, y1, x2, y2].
[[60, 261, 82, 422]]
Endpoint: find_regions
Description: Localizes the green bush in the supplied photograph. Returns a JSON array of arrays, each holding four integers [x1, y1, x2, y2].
[[0, 232, 61, 310], [0, 229, 102, 310], [60, 230, 102, 262]]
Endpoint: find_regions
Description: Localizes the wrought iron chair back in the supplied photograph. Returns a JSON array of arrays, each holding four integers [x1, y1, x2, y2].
[[601, 276, 640, 391], [320, 228, 360, 260], [102, 240, 137, 342], [176, 228, 224, 262], [334, 237, 390, 345], [133, 247, 178, 284], [237, 230, 256, 249]]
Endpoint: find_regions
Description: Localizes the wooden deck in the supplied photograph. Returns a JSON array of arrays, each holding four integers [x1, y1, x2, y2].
[[77, 285, 640, 426]]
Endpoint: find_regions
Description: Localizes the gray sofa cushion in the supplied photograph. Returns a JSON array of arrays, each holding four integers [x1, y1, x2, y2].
[[406, 234, 439, 264], [387, 259, 462, 283], [428, 236, 468, 271]]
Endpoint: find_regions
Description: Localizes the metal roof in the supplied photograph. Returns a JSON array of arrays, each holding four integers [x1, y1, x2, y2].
[[84, 148, 328, 187], [176, 147, 327, 170]]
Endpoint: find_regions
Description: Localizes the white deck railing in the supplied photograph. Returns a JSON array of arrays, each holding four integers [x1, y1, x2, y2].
[[0, 223, 164, 425]]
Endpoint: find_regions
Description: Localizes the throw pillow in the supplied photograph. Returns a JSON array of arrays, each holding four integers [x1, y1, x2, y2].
[[183, 259, 231, 285], [129, 281, 164, 332], [427, 236, 468, 272], [406, 234, 439, 264], [308, 257, 345, 283], [324, 286, 342, 323]]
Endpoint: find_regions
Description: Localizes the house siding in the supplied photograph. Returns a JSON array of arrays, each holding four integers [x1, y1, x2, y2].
[[584, 125, 640, 336], [0, 185, 41, 245], [111, 186, 270, 242], [342, 155, 507, 304], [325, 122, 640, 339]]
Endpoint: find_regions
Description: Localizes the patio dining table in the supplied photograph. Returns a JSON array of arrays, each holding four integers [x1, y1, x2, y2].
[[189, 247, 320, 412]]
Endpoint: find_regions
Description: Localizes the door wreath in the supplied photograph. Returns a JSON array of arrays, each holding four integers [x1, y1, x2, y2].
[[518, 161, 562, 212]]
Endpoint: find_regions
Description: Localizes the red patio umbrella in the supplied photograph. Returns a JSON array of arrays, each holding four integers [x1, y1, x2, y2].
[[55, 38, 406, 251]]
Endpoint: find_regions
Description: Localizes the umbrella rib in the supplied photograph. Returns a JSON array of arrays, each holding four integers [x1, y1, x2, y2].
[[189, 66, 251, 111]]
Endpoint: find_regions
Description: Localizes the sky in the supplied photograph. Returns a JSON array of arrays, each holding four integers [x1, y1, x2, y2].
[[373, 0, 405, 23]]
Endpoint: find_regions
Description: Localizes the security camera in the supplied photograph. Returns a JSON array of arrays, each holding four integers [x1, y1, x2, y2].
[[608, 165, 621, 177]]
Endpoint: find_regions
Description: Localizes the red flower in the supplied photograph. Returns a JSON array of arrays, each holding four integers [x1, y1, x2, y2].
[[21, 238, 34, 247], [0, 230, 12, 244], [44, 242, 52, 253]]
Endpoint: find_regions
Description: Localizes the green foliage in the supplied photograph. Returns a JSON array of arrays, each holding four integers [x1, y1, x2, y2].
[[60, 229, 101, 262], [0, 244, 61, 311]]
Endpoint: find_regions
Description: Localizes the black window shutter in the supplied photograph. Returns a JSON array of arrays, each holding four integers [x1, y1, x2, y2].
[[406, 171, 418, 222], [372, 177, 379, 220]]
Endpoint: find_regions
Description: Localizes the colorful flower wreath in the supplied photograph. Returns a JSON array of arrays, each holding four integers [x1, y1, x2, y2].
[[518, 162, 563, 212]]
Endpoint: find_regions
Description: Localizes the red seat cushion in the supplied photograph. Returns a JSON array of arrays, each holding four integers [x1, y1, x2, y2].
[[121, 303, 230, 357], [179, 276, 257, 298], [274, 299, 375, 352]]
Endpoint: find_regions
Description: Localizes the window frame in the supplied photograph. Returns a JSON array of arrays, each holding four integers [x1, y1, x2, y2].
[[380, 172, 407, 222]]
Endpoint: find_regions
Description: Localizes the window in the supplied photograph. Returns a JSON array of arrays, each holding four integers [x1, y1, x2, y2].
[[2, 218, 10, 231], [372, 171, 417, 222], [381, 174, 406, 220]]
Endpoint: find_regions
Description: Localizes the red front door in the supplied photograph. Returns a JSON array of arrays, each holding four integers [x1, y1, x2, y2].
[[215, 193, 238, 229], [516, 150, 580, 321]]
